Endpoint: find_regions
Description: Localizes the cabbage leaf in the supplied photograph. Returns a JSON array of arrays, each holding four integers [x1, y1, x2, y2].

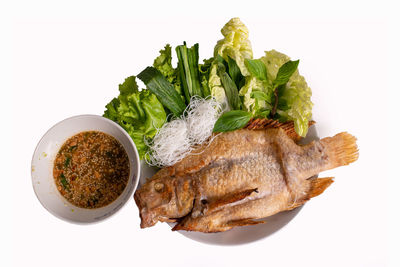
[[261, 50, 313, 137], [210, 18, 253, 110]]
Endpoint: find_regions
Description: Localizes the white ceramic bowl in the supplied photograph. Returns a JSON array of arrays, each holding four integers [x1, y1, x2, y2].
[[31, 115, 140, 224]]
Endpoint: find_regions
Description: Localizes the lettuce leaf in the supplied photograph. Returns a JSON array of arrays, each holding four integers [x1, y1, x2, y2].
[[214, 17, 253, 76], [103, 76, 167, 159], [209, 62, 229, 110], [239, 76, 272, 115], [261, 50, 313, 137], [210, 18, 254, 110], [153, 44, 182, 95], [210, 18, 312, 137]]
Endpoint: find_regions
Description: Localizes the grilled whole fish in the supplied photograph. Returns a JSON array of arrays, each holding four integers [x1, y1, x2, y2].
[[134, 125, 358, 233]]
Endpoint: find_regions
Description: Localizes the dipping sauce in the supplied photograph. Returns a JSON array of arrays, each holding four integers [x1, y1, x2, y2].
[[53, 131, 129, 209]]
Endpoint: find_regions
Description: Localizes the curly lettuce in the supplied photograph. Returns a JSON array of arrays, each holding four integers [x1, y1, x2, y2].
[[153, 44, 182, 95], [104, 76, 167, 158]]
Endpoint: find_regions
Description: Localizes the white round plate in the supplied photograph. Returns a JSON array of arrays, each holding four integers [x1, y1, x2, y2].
[[138, 124, 318, 245], [31, 115, 141, 224]]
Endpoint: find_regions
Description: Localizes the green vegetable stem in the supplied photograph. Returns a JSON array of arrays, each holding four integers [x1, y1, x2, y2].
[[176, 42, 203, 102]]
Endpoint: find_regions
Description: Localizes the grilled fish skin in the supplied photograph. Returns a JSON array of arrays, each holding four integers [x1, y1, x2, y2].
[[134, 126, 358, 232]]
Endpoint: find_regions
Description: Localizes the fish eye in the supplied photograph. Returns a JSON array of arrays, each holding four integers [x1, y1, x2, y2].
[[154, 182, 165, 192]]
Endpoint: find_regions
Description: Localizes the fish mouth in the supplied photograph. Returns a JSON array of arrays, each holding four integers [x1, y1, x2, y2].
[[133, 190, 144, 211], [134, 190, 157, 228]]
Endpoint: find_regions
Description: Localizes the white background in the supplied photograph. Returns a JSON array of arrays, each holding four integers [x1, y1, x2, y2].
[[2, 0, 399, 266]]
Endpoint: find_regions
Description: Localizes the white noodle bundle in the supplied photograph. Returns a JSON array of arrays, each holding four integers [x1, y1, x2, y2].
[[146, 97, 221, 167], [145, 119, 191, 167], [186, 97, 221, 144]]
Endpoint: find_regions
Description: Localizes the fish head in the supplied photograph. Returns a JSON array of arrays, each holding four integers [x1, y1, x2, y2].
[[134, 175, 194, 228]]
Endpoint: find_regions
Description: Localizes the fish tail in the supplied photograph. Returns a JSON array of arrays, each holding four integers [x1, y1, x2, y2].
[[321, 132, 359, 168]]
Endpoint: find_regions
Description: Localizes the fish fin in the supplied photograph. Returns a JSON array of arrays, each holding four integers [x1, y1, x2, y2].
[[171, 217, 222, 233], [158, 217, 178, 223], [321, 132, 359, 168], [287, 177, 334, 210], [205, 188, 258, 213], [171, 220, 226, 233], [172, 217, 265, 232], [171, 220, 189, 231], [245, 118, 315, 141], [226, 218, 266, 227], [308, 177, 334, 198]]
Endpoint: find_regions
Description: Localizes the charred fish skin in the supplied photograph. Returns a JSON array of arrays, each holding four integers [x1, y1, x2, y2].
[[135, 127, 358, 232]]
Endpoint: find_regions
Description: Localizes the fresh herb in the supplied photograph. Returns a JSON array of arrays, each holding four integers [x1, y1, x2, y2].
[[64, 156, 71, 168], [176, 42, 203, 102], [245, 59, 268, 81], [213, 110, 252, 133], [250, 91, 272, 104], [257, 110, 271, 117], [271, 60, 299, 117], [68, 145, 77, 152], [60, 173, 69, 191], [273, 60, 299, 87], [138, 67, 186, 117], [217, 62, 242, 110], [227, 56, 244, 88]]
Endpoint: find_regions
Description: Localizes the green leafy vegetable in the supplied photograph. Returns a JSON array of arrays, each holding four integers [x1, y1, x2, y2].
[[153, 44, 182, 95], [118, 76, 139, 95], [153, 45, 175, 79], [138, 67, 186, 117], [261, 50, 312, 137], [273, 60, 299, 87], [214, 18, 253, 76], [227, 56, 244, 88], [250, 91, 272, 104], [199, 58, 213, 97], [176, 42, 203, 102], [245, 59, 268, 81], [213, 110, 252, 132], [103, 98, 120, 122], [210, 18, 254, 109], [209, 62, 228, 109], [103, 76, 167, 159], [217, 62, 242, 110], [239, 76, 272, 115]]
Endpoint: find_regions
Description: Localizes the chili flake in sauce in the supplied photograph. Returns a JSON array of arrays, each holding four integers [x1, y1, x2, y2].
[[53, 131, 129, 209]]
